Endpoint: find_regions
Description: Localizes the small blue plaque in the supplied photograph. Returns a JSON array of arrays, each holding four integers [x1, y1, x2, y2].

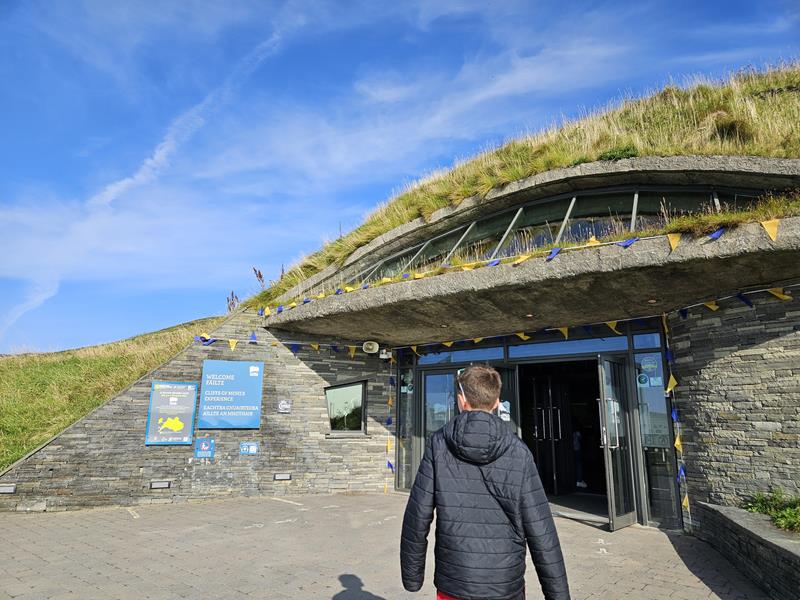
[[195, 438, 215, 459], [240, 441, 259, 455]]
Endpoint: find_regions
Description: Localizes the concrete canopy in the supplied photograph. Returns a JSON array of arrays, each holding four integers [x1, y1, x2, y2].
[[265, 219, 800, 346]]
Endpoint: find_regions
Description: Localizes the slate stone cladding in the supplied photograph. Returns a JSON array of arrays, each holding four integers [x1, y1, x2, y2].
[[0, 312, 394, 511], [668, 294, 800, 522]]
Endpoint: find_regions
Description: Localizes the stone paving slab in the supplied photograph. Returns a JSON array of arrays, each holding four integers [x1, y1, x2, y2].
[[0, 494, 769, 599]]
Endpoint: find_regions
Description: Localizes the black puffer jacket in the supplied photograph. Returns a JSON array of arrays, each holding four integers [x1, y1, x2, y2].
[[401, 410, 570, 600]]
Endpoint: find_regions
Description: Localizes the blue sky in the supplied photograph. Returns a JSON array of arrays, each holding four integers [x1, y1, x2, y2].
[[1, 1, 798, 353]]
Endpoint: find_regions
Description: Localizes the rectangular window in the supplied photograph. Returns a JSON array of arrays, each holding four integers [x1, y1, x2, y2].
[[325, 381, 366, 433], [396, 369, 414, 489], [417, 345, 504, 365], [508, 336, 627, 359]]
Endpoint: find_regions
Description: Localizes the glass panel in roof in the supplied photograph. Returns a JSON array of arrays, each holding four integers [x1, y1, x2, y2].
[[495, 198, 572, 258], [446, 211, 516, 265], [716, 189, 764, 211], [634, 190, 712, 231], [559, 192, 634, 243], [365, 246, 420, 283], [408, 227, 468, 273]]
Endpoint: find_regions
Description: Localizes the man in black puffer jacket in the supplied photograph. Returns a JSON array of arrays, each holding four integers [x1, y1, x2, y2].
[[401, 365, 570, 600]]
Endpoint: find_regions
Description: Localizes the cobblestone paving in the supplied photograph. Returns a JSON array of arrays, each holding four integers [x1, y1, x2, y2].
[[0, 495, 769, 599]]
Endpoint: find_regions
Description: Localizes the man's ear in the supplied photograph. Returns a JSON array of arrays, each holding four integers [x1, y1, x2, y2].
[[491, 397, 500, 411], [457, 393, 469, 412]]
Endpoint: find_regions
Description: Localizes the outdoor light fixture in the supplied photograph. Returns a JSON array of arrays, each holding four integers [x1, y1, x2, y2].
[[525, 314, 534, 318], [0, 484, 16, 494], [149, 480, 171, 490], [647, 299, 660, 304], [274, 473, 292, 481], [440, 324, 448, 328]]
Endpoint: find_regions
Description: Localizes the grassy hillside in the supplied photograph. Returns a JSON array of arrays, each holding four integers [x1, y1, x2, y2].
[[248, 62, 800, 308], [0, 317, 223, 472]]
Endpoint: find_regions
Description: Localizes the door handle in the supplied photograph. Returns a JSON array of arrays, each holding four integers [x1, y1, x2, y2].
[[608, 397, 620, 449], [536, 408, 546, 440], [553, 407, 562, 441], [597, 398, 606, 447]]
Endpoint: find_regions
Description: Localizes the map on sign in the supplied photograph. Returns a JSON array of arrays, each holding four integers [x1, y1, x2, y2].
[[145, 382, 197, 445]]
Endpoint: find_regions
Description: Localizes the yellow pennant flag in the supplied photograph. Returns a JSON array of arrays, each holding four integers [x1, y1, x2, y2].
[[228, 339, 238, 351], [381, 277, 392, 284], [316, 292, 326, 299], [661, 313, 669, 335], [287, 301, 297, 309], [442, 341, 454, 347], [667, 233, 682, 252], [410, 345, 419, 355], [384, 482, 388, 494], [201, 332, 210, 339], [703, 301, 720, 311], [513, 254, 532, 266], [413, 272, 426, 280], [666, 373, 678, 393], [682, 494, 690, 509], [389, 355, 396, 365], [472, 337, 483, 344], [387, 437, 393, 452], [310, 343, 320, 352], [344, 286, 355, 293], [271, 341, 279, 347], [761, 218, 780, 241], [605, 321, 621, 335], [674, 434, 683, 453], [557, 327, 569, 340], [586, 235, 601, 246], [387, 398, 394, 408], [263, 307, 271, 317], [347, 345, 357, 359], [461, 265, 474, 271], [515, 332, 531, 341], [768, 288, 792, 301]]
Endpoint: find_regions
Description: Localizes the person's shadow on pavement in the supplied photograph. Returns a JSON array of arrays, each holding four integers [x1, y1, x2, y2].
[[331, 574, 386, 600]]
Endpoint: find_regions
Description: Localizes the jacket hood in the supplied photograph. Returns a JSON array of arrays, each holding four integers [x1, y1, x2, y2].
[[443, 410, 512, 465]]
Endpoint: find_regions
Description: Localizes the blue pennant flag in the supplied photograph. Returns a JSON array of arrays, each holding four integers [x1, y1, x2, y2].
[[202, 338, 218, 346], [671, 407, 679, 422], [335, 288, 344, 295], [257, 308, 264, 316], [615, 237, 640, 248], [362, 283, 370, 289], [401, 273, 410, 279], [679, 308, 688, 319], [194, 336, 202, 342], [389, 376, 396, 387], [582, 325, 594, 337], [708, 227, 725, 240], [277, 305, 284, 313], [385, 416, 392, 426], [302, 297, 311, 304], [330, 344, 340, 353], [249, 332, 257, 343], [665, 348, 674, 363], [289, 343, 300, 354], [545, 247, 561, 262], [678, 464, 686, 481], [736, 293, 754, 308], [387, 461, 395, 473], [487, 259, 501, 267], [634, 318, 649, 328]]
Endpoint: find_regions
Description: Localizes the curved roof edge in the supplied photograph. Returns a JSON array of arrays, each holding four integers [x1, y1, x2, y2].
[[277, 155, 800, 301]]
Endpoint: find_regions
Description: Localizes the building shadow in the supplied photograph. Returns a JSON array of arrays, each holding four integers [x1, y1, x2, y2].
[[331, 574, 387, 600]]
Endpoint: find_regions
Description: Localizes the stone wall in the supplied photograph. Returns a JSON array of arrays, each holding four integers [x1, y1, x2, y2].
[[0, 311, 394, 511], [669, 293, 800, 518], [694, 502, 800, 600]]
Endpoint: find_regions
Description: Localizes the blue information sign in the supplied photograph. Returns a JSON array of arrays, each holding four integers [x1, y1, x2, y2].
[[197, 360, 264, 429], [195, 438, 215, 459], [239, 441, 259, 455]]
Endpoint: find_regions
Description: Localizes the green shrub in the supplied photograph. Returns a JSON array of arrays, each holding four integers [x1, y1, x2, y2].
[[597, 144, 639, 161], [744, 490, 800, 533]]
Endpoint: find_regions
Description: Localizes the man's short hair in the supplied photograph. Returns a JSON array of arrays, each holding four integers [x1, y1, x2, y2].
[[457, 365, 502, 410]]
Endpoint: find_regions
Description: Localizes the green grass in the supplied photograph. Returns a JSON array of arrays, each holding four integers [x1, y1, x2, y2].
[[744, 490, 800, 533], [246, 62, 800, 309], [0, 316, 224, 472]]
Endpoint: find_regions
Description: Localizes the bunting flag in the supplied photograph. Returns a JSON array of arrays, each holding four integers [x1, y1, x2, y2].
[[674, 433, 683, 453], [287, 301, 297, 309], [666, 373, 678, 393], [385, 416, 392, 426], [401, 273, 411, 279], [679, 308, 688, 319], [472, 337, 483, 344], [381, 277, 392, 284], [682, 494, 690, 509], [257, 308, 264, 316], [678, 464, 686, 481], [736, 292, 754, 308], [303, 297, 312, 303], [586, 235, 601, 246], [201, 332, 210, 339], [361, 284, 369, 289], [582, 325, 595, 338], [761, 218, 780, 241], [271, 341, 279, 347], [461, 264, 474, 271], [708, 227, 725, 240], [512, 254, 532, 266], [557, 327, 569, 340], [310, 343, 320, 352], [615, 237, 639, 248], [389, 376, 396, 387], [515, 332, 531, 341], [348, 345, 357, 359], [263, 306, 271, 317], [667, 233, 682, 251], [487, 259, 502, 267], [387, 460, 395, 473], [387, 398, 394, 408], [703, 300, 720, 311], [413, 272, 426, 279], [389, 354, 396, 365], [671, 407, 679, 423], [277, 305, 284, 313], [410, 345, 420, 355], [605, 321, 621, 335], [335, 289, 344, 295], [665, 348, 674, 363], [387, 438, 393, 452], [249, 332, 257, 343], [228, 339, 238, 351], [344, 286, 355, 293], [316, 292, 326, 299], [661, 313, 669, 335], [331, 344, 340, 353], [442, 341, 454, 347], [289, 343, 300, 354], [545, 247, 561, 262], [767, 288, 792, 301]]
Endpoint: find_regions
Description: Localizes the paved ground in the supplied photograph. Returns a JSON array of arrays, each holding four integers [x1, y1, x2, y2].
[[0, 494, 769, 600]]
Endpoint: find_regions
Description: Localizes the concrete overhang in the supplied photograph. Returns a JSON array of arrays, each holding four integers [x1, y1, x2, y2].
[[266, 218, 800, 346], [277, 156, 800, 302]]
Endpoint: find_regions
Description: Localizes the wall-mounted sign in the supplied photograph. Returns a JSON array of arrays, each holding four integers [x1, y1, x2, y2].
[[240, 441, 259, 455], [277, 399, 292, 414], [145, 381, 197, 445], [197, 360, 264, 429], [194, 438, 215, 459]]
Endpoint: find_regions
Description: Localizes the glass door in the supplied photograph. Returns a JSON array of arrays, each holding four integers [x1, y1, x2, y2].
[[423, 371, 456, 439], [531, 375, 557, 495], [597, 356, 637, 530]]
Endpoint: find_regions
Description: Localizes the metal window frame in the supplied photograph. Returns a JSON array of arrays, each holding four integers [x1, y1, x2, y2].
[[324, 379, 368, 434], [441, 221, 476, 266], [554, 196, 577, 244], [489, 206, 525, 260]]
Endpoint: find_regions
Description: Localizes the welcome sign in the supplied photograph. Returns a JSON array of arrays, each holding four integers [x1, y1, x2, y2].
[[197, 360, 264, 429]]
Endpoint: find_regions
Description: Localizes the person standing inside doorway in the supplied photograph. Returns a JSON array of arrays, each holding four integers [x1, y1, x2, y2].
[[400, 365, 571, 600]]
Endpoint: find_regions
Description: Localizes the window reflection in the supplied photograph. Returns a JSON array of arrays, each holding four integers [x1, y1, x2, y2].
[[509, 336, 628, 359]]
